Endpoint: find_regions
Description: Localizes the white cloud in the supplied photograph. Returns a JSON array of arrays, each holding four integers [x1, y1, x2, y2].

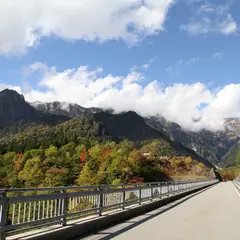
[[184, 0, 204, 5], [186, 57, 199, 64], [0, 83, 21, 92], [197, 4, 215, 14], [166, 65, 182, 75], [3, 62, 240, 132], [212, 51, 225, 60], [142, 64, 150, 70], [198, 3, 230, 15], [178, 60, 184, 65], [0, 0, 174, 55], [142, 58, 155, 70], [181, 16, 237, 35], [166, 57, 199, 75], [181, 2, 237, 35]]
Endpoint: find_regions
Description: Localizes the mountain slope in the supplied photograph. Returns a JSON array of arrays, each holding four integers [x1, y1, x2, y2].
[[146, 115, 240, 167], [0, 106, 213, 167], [219, 141, 240, 168], [0, 115, 104, 154], [29, 98, 240, 168], [0, 89, 216, 168], [94, 111, 214, 167], [31, 99, 240, 167], [0, 89, 69, 133], [31, 101, 105, 117]]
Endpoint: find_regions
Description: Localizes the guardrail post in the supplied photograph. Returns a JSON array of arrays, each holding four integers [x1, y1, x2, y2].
[[0, 191, 9, 240], [138, 185, 142, 205], [150, 184, 153, 201], [159, 183, 162, 199], [61, 190, 68, 226], [122, 186, 125, 210], [98, 187, 103, 216]]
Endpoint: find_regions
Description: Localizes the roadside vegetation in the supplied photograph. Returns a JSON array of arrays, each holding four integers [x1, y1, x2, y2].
[[218, 167, 240, 181], [0, 139, 211, 188]]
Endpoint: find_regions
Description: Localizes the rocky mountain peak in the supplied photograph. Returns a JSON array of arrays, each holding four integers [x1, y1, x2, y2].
[[0, 89, 69, 129], [0, 89, 24, 102]]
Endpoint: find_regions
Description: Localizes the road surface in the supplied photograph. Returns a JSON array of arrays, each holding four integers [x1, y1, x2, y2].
[[81, 182, 240, 240]]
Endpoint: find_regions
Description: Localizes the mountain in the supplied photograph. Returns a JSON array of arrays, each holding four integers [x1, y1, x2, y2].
[[31, 101, 109, 117], [146, 115, 240, 167], [0, 89, 69, 134], [29, 97, 240, 167], [0, 90, 221, 166], [219, 141, 240, 168], [0, 109, 214, 168], [28, 96, 240, 167]]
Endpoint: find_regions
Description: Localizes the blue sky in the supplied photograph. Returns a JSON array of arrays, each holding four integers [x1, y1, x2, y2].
[[0, 0, 240, 130]]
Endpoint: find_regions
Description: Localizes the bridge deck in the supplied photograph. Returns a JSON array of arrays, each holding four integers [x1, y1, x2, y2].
[[82, 182, 240, 240]]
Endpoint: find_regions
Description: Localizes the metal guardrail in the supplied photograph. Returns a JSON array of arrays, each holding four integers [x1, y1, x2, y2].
[[0, 180, 217, 239], [234, 180, 240, 185], [233, 180, 240, 188]]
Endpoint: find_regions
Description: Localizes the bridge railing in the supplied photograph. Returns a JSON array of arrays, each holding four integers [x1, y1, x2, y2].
[[0, 180, 217, 239], [234, 180, 240, 186]]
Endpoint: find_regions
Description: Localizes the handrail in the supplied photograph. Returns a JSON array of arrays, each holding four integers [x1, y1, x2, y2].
[[0, 179, 211, 193], [0, 179, 218, 240], [233, 180, 240, 186]]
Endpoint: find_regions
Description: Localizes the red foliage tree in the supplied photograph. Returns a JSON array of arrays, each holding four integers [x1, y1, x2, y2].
[[14, 153, 23, 172], [128, 177, 144, 184], [80, 151, 86, 163]]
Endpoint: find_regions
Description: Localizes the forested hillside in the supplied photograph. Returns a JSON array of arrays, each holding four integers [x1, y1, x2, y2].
[[219, 141, 240, 168], [0, 89, 215, 188], [146, 116, 240, 167], [0, 116, 104, 154], [0, 139, 211, 188], [31, 95, 240, 168]]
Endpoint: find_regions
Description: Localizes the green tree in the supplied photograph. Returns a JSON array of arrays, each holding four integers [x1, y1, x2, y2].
[[76, 163, 96, 186], [45, 145, 59, 166], [44, 168, 69, 187], [19, 157, 45, 187]]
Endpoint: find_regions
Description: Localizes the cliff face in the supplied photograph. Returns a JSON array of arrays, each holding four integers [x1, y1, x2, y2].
[[31, 101, 103, 118], [146, 115, 240, 167], [0, 89, 36, 126], [0, 89, 69, 132]]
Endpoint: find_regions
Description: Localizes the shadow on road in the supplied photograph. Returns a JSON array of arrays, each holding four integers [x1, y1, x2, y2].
[[81, 185, 216, 240]]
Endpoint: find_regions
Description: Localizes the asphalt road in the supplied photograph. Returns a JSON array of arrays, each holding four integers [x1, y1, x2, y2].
[[81, 182, 240, 240]]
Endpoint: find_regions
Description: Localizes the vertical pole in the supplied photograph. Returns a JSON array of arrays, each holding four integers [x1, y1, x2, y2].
[[160, 183, 163, 198], [61, 190, 68, 226], [98, 187, 103, 216], [138, 185, 142, 205], [150, 184, 153, 201], [122, 186, 125, 210], [159, 183, 162, 199], [0, 191, 9, 240]]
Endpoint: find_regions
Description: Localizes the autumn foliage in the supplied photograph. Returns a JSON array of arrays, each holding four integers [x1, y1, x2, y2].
[[0, 139, 212, 188]]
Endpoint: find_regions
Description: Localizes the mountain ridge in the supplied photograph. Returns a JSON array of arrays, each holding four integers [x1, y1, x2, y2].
[[1, 89, 239, 168], [0, 89, 70, 132], [32, 99, 240, 167]]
